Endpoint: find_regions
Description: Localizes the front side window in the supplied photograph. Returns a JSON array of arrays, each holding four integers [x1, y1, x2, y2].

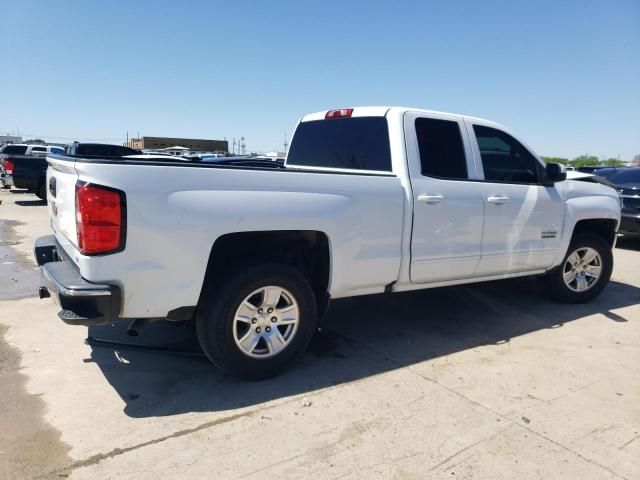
[[287, 117, 392, 171], [415, 117, 467, 179], [473, 125, 540, 184]]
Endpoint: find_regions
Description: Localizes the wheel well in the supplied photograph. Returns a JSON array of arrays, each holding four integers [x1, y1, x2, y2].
[[201, 230, 331, 314], [572, 219, 617, 247]]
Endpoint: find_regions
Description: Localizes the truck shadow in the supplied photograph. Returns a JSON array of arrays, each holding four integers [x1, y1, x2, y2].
[[87, 277, 640, 418], [15, 199, 46, 206]]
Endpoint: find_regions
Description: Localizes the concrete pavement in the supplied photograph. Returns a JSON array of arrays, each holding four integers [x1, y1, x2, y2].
[[1, 187, 638, 479]]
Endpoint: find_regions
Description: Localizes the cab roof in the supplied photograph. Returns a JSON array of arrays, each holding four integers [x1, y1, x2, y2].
[[300, 106, 501, 127]]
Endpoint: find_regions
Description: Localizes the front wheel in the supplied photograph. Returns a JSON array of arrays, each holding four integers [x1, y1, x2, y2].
[[196, 263, 317, 380], [544, 233, 613, 303]]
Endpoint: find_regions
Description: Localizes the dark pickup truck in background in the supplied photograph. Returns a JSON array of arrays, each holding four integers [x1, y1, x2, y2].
[[10, 154, 50, 199], [1, 143, 142, 200]]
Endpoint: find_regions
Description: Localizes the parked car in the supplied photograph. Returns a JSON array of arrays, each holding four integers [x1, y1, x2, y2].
[[4, 143, 143, 199], [591, 166, 627, 180], [1, 144, 65, 158], [0, 144, 65, 189], [35, 106, 621, 379], [183, 152, 222, 161], [606, 167, 640, 234], [9, 155, 50, 199], [65, 143, 141, 157], [576, 166, 603, 174]]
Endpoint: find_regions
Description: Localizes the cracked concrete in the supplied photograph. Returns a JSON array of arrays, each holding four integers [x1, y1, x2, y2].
[[1, 188, 639, 479]]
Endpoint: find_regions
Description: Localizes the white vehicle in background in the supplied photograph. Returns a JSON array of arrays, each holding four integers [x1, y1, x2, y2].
[[36, 106, 621, 379], [0, 144, 65, 157]]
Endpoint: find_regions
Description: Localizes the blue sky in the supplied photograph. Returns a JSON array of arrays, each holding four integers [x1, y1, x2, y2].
[[1, 0, 638, 159]]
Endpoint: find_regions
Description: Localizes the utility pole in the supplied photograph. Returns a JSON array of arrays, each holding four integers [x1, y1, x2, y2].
[[232, 137, 236, 155], [283, 132, 288, 153], [240, 136, 245, 155]]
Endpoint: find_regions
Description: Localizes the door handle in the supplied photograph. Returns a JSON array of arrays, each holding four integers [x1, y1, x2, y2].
[[417, 194, 444, 204], [487, 195, 510, 204]]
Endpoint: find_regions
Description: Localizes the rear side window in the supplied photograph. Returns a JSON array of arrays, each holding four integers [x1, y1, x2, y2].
[[287, 117, 392, 172], [2, 145, 28, 155], [415, 118, 467, 179], [31, 147, 46, 152], [473, 125, 540, 184]]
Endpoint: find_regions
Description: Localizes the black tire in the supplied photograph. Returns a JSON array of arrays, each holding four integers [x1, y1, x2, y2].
[[35, 183, 47, 201], [544, 233, 613, 303], [196, 262, 317, 380]]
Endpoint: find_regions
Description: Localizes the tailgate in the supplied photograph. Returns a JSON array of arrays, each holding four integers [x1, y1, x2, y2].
[[46, 156, 79, 257]]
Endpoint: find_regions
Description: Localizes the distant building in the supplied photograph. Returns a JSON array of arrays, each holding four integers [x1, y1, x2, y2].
[[125, 136, 228, 153], [0, 135, 22, 147]]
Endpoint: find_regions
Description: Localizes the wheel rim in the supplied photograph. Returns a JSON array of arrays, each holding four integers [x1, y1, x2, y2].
[[232, 286, 300, 358], [562, 247, 603, 292]]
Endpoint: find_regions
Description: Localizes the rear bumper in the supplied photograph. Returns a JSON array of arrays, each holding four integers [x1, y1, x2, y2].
[[620, 213, 640, 235], [35, 235, 121, 326]]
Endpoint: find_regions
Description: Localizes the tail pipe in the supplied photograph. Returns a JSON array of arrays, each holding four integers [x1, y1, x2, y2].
[[126, 319, 147, 337]]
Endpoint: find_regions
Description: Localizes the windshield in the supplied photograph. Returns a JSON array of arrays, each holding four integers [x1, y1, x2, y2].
[[1, 145, 28, 155]]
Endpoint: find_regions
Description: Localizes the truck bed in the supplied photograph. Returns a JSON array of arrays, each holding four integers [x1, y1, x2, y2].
[[46, 153, 405, 318]]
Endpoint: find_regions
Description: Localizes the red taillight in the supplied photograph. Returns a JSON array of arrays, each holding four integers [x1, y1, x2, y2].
[[325, 108, 354, 119], [75, 183, 124, 255], [4, 160, 14, 173]]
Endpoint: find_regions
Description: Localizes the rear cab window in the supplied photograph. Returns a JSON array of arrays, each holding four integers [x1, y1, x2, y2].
[[1, 145, 28, 155], [287, 116, 392, 172]]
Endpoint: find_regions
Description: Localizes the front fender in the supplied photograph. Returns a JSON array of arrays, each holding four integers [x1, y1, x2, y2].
[[551, 195, 621, 268]]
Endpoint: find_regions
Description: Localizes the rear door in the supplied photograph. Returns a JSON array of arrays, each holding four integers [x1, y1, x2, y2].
[[405, 112, 485, 283], [467, 121, 564, 274]]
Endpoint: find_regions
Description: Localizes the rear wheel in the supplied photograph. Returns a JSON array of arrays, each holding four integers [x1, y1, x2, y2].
[[196, 262, 317, 380], [544, 233, 613, 303], [35, 183, 47, 201]]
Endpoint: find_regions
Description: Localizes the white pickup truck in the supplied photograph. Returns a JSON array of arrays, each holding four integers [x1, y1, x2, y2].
[[36, 106, 621, 379]]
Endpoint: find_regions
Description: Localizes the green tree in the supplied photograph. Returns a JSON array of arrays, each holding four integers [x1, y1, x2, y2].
[[571, 155, 600, 168], [541, 156, 569, 165], [601, 158, 624, 167]]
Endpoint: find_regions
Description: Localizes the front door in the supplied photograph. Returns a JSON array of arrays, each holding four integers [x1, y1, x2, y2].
[[466, 121, 565, 275]]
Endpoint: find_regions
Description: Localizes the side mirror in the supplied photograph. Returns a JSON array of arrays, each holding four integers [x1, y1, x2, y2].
[[545, 163, 566, 184]]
